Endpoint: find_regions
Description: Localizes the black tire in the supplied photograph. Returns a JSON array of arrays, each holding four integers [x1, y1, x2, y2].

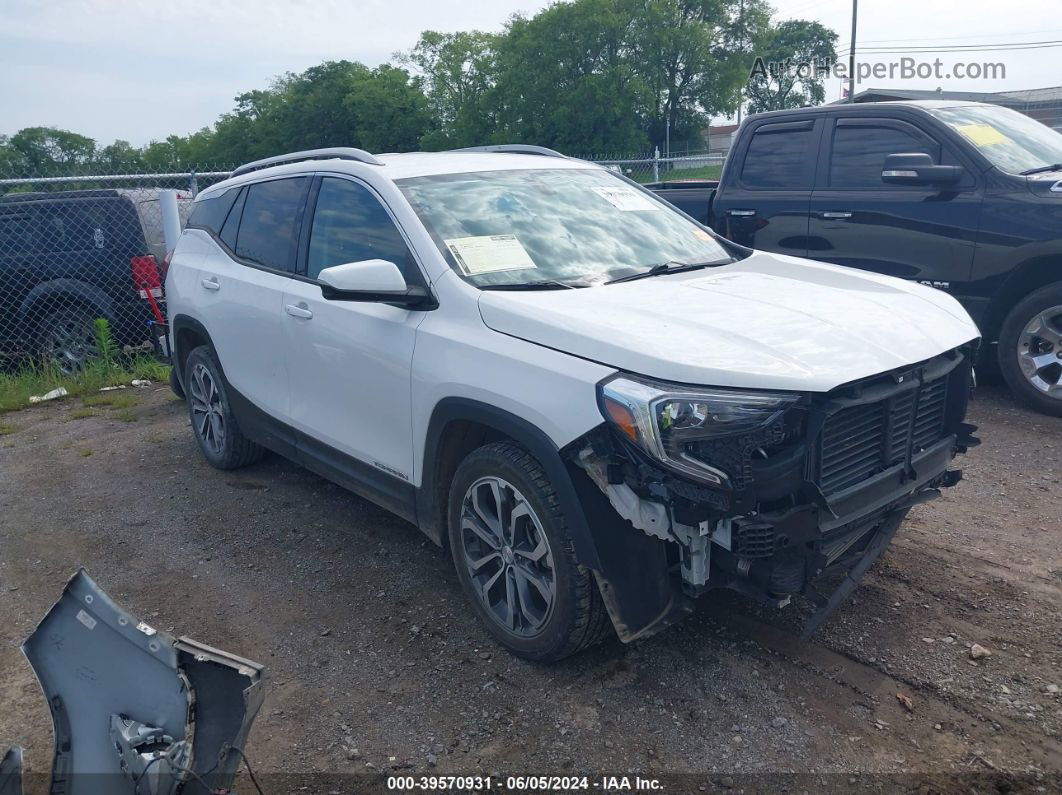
[[36, 306, 99, 375], [168, 367, 185, 400], [997, 282, 1062, 417], [447, 441, 612, 662], [184, 345, 264, 469]]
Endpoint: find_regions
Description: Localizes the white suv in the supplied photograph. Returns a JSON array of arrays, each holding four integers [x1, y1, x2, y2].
[[166, 146, 981, 661]]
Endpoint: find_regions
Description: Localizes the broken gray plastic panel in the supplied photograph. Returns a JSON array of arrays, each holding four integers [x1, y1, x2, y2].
[[0, 747, 23, 795], [21, 569, 264, 795]]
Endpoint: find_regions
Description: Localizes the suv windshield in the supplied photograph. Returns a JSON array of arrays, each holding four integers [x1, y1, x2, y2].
[[397, 168, 733, 287], [929, 104, 1062, 176]]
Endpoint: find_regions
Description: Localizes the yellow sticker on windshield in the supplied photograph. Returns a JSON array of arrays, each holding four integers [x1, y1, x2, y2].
[[955, 123, 1009, 147], [693, 227, 713, 242]]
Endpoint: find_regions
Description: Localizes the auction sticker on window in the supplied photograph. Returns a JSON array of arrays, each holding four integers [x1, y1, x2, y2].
[[954, 123, 1009, 148], [591, 186, 660, 212], [445, 235, 537, 275]]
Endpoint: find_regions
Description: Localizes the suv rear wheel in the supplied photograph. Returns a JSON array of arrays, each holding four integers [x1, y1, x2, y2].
[[184, 346, 264, 469], [447, 441, 612, 661], [998, 282, 1062, 416]]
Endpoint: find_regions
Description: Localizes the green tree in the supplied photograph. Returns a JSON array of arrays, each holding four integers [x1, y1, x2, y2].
[[6, 126, 97, 172], [492, 0, 651, 153], [399, 30, 499, 149], [632, 0, 770, 150], [745, 20, 838, 113]]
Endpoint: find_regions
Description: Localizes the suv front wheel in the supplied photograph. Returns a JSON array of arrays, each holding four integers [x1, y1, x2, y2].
[[999, 282, 1062, 416], [447, 441, 612, 662], [184, 345, 265, 469]]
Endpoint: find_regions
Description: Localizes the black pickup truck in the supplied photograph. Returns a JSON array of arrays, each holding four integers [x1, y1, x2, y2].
[[649, 100, 1062, 416]]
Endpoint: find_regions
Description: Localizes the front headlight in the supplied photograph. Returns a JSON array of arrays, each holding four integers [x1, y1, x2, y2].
[[598, 374, 800, 485]]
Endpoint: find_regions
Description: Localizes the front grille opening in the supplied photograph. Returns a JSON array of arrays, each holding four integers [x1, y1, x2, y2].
[[816, 372, 951, 495]]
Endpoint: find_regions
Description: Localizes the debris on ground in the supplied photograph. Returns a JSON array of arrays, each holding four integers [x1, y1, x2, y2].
[[28, 387, 67, 403]]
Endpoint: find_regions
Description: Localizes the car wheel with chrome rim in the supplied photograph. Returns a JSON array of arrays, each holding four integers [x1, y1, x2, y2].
[[999, 282, 1062, 416]]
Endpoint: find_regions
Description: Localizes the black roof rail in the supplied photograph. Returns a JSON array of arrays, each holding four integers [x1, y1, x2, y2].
[[450, 144, 568, 159], [230, 147, 383, 178]]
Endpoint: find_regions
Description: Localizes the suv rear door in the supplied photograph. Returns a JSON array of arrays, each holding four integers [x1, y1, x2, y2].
[[711, 116, 823, 255], [806, 114, 981, 285], [194, 177, 309, 424]]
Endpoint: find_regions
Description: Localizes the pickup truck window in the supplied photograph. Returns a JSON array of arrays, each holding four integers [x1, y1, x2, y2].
[[829, 123, 937, 188], [741, 125, 815, 189], [398, 168, 731, 287], [930, 104, 1062, 175]]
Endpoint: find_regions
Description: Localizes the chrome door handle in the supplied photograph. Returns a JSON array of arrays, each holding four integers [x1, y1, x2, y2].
[[200, 277, 220, 291], [284, 303, 313, 319], [821, 211, 853, 219], [727, 209, 756, 217]]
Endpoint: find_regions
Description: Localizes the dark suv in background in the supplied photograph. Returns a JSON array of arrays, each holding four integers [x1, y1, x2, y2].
[[0, 188, 190, 372]]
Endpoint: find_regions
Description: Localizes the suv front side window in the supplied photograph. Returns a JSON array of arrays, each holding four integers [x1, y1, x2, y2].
[[234, 177, 309, 272], [307, 177, 412, 280]]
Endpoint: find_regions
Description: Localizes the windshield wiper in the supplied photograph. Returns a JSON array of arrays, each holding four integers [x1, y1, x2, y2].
[[479, 279, 580, 291], [1020, 163, 1062, 176], [604, 259, 729, 285]]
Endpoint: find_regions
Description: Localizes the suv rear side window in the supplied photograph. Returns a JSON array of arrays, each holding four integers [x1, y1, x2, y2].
[[188, 186, 239, 235], [741, 124, 815, 189], [307, 177, 412, 280], [829, 122, 939, 188], [235, 178, 309, 272]]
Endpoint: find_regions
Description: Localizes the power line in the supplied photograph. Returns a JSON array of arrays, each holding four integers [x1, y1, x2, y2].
[[854, 40, 1062, 54]]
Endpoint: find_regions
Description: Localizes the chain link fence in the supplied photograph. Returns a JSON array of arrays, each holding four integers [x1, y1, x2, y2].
[[0, 167, 231, 373], [583, 149, 727, 184]]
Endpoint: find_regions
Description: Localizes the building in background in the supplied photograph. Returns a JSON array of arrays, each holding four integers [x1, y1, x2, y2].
[[845, 86, 1062, 130], [704, 123, 740, 153]]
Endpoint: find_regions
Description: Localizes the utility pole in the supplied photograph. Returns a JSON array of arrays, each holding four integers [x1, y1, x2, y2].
[[848, 0, 858, 102]]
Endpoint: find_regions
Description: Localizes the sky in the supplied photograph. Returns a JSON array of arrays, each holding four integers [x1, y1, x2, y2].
[[1, 0, 1060, 146]]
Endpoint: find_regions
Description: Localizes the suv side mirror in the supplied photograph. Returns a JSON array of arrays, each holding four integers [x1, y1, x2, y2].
[[317, 259, 433, 308], [882, 153, 963, 186]]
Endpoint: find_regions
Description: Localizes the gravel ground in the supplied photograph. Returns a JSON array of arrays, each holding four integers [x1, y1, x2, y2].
[[0, 380, 1059, 793]]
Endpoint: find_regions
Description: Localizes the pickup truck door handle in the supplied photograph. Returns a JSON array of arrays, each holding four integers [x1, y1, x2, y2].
[[284, 303, 313, 320], [821, 211, 853, 219], [727, 209, 757, 217], [200, 277, 220, 291]]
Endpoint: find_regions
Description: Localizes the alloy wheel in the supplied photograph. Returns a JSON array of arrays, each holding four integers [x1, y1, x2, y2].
[[44, 314, 98, 375], [188, 362, 226, 456], [1017, 304, 1062, 398], [459, 476, 556, 637]]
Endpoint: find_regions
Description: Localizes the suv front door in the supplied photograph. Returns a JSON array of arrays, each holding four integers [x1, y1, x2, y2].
[[282, 175, 427, 517], [806, 115, 982, 287]]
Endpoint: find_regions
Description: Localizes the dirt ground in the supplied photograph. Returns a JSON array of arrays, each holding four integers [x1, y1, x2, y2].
[[1, 380, 1059, 793]]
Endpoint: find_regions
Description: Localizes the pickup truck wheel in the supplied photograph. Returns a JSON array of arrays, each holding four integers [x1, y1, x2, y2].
[[998, 282, 1062, 416], [184, 346, 264, 469], [447, 441, 612, 662]]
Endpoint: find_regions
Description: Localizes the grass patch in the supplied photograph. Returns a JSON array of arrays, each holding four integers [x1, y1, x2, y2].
[[0, 422, 16, 435], [79, 449, 93, 457], [0, 319, 170, 414], [631, 163, 723, 184], [82, 393, 138, 410], [115, 408, 137, 423], [68, 408, 98, 420]]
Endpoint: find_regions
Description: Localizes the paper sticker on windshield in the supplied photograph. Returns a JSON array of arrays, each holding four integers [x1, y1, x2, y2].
[[591, 186, 660, 212], [692, 227, 713, 242], [445, 235, 537, 275], [954, 123, 1008, 147]]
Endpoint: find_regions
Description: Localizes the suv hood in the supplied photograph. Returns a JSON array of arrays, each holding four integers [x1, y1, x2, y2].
[[478, 251, 979, 392]]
